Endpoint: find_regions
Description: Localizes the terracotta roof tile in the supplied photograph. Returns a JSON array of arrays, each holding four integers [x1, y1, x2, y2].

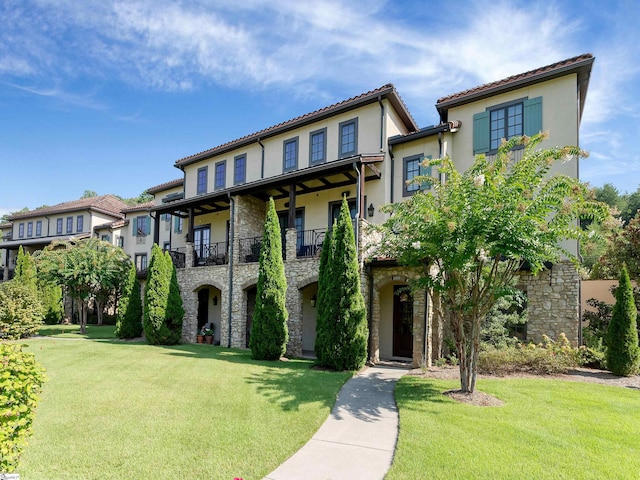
[[436, 53, 594, 107], [175, 84, 418, 167], [146, 178, 184, 194], [8, 194, 128, 221], [121, 201, 154, 213]]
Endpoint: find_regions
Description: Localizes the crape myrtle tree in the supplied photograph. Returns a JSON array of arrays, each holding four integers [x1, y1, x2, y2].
[[115, 262, 144, 339], [315, 197, 368, 371], [250, 198, 289, 360], [377, 133, 608, 393], [143, 244, 184, 345], [34, 238, 130, 334], [606, 264, 640, 376]]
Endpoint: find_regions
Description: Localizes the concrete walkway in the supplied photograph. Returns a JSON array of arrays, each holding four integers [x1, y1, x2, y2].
[[264, 365, 409, 480]]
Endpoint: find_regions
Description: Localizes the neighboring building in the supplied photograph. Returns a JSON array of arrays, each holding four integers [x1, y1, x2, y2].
[[148, 53, 594, 364], [0, 195, 128, 282]]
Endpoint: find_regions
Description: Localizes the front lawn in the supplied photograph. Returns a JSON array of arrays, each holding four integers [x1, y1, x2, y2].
[[37, 324, 118, 340], [387, 376, 640, 479], [18, 338, 352, 479]]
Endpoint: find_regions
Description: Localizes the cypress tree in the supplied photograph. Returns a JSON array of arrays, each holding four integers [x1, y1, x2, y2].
[[250, 198, 288, 360], [164, 250, 184, 343], [15, 246, 37, 291], [315, 226, 335, 366], [144, 244, 176, 345], [606, 264, 640, 376], [115, 262, 143, 339]]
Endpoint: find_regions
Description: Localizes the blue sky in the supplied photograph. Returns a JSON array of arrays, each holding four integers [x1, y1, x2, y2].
[[1, 0, 638, 217]]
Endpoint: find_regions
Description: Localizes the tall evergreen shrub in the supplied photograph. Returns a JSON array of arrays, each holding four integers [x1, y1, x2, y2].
[[250, 198, 288, 360], [314, 227, 335, 365], [144, 244, 181, 345], [164, 250, 184, 341], [14, 246, 37, 291], [316, 197, 368, 370], [115, 262, 143, 339], [606, 265, 640, 375]]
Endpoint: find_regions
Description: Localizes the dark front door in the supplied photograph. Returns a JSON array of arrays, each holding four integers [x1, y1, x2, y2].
[[197, 288, 209, 332], [246, 286, 257, 348], [393, 285, 413, 358]]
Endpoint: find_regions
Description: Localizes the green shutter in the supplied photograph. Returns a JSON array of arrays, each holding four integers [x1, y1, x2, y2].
[[524, 96, 542, 136], [473, 111, 490, 154], [420, 155, 432, 190], [146, 215, 151, 235], [133, 217, 138, 236]]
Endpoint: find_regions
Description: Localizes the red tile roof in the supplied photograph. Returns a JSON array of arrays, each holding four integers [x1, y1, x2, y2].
[[8, 194, 128, 221], [175, 84, 418, 168], [436, 53, 594, 110], [146, 178, 184, 194], [121, 201, 154, 213]]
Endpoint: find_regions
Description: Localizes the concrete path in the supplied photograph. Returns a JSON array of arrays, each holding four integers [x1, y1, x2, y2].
[[264, 365, 409, 480]]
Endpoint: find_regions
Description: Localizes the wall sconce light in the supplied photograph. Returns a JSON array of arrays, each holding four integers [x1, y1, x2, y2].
[[341, 190, 350, 198], [399, 292, 409, 303], [367, 203, 375, 218], [310, 294, 317, 308], [212, 295, 218, 306]]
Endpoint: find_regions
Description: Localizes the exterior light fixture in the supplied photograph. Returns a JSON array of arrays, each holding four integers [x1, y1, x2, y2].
[[212, 295, 218, 306], [310, 294, 317, 307], [399, 292, 409, 303], [367, 203, 375, 218]]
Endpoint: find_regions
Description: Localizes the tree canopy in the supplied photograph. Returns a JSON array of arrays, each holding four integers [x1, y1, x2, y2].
[[377, 133, 608, 392]]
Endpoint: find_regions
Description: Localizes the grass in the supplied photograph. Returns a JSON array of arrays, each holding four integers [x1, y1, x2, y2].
[[387, 376, 640, 480], [37, 323, 118, 340], [18, 336, 352, 480]]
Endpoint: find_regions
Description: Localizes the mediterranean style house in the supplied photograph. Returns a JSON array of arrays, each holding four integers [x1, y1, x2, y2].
[[0, 53, 594, 367]]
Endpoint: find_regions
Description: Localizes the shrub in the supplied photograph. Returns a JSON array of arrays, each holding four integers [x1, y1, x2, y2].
[[576, 344, 607, 369], [115, 263, 143, 339], [606, 265, 640, 376], [0, 281, 44, 339], [481, 289, 527, 350], [40, 282, 63, 325], [250, 198, 288, 360], [478, 334, 579, 375], [0, 343, 46, 473], [144, 244, 181, 345]]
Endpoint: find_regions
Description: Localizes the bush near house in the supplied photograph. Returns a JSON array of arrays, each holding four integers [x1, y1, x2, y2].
[[0, 343, 46, 473], [0, 281, 44, 340], [606, 265, 640, 376], [115, 263, 143, 339]]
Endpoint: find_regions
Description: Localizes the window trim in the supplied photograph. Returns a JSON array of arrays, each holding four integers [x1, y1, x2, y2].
[[402, 154, 432, 197], [135, 253, 148, 272], [76, 215, 84, 233], [283, 137, 299, 172], [338, 118, 358, 158], [309, 128, 327, 165], [234, 154, 246, 185], [488, 97, 525, 153], [18, 223, 24, 239], [27, 222, 33, 237], [214, 160, 227, 190], [56, 218, 63, 235], [66, 216, 73, 234], [196, 166, 208, 195], [35, 220, 42, 237]]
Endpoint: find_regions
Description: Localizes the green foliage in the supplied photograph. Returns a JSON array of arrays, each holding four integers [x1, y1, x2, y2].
[[315, 197, 368, 371], [314, 227, 335, 366], [0, 281, 44, 339], [478, 334, 579, 375], [582, 297, 613, 348], [592, 213, 640, 279], [480, 289, 527, 350], [0, 343, 46, 473], [606, 265, 640, 376], [250, 198, 288, 360], [377, 133, 608, 392], [144, 245, 182, 345], [115, 263, 143, 339], [39, 282, 63, 325], [14, 246, 38, 291]]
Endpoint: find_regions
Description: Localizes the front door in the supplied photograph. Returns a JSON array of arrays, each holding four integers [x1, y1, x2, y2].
[[246, 286, 257, 348], [393, 285, 413, 358], [197, 288, 209, 332]]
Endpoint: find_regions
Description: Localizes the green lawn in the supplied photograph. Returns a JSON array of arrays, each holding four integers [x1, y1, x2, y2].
[[387, 376, 640, 480], [37, 324, 118, 340], [18, 337, 352, 480]]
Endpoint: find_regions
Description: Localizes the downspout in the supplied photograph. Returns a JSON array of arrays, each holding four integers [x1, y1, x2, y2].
[[389, 144, 395, 204], [44, 216, 50, 237], [377, 95, 384, 151], [258, 138, 265, 179], [227, 193, 235, 348], [367, 263, 374, 364], [438, 132, 444, 184], [352, 162, 361, 251]]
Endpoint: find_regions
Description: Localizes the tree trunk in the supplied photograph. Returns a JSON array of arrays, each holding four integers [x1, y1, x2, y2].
[[96, 299, 104, 325], [80, 302, 87, 334], [431, 291, 443, 361]]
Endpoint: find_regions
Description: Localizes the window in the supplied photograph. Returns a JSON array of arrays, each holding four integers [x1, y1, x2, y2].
[[18, 223, 24, 238], [56, 218, 63, 235], [329, 199, 357, 226], [234, 154, 246, 185], [215, 160, 226, 190], [278, 209, 304, 252], [135, 253, 148, 272], [309, 128, 326, 165], [66, 216, 73, 234], [174, 216, 183, 233], [135, 216, 149, 236], [27, 222, 33, 237], [76, 215, 83, 233], [283, 137, 298, 172], [101, 234, 110, 242], [36, 220, 42, 236], [403, 154, 432, 197], [196, 167, 208, 195], [163, 241, 171, 251], [117, 236, 124, 248], [473, 97, 542, 154], [339, 119, 358, 157]]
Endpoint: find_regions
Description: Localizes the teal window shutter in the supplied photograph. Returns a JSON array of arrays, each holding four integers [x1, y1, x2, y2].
[[523, 96, 542, 136], [420, 155, 432, 190], [146, 215, 151, 235], [473, 111, 490, 154]]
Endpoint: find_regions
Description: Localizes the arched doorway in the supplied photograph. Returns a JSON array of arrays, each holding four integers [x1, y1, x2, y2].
[[246, 285, 257, 348], [301, 282, 318, 356], [392, 286, 413, 358], [196, 285, 223, 345]]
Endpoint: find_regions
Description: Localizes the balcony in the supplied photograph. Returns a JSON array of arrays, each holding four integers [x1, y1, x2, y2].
[[195, 242, 229, 267], [239, 236, 262, 263], [296, 229, 327, 258], [168, 249, 187, 269]]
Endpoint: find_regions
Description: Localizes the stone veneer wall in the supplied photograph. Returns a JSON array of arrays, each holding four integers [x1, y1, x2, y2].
[[517, 261, 580, 346]]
